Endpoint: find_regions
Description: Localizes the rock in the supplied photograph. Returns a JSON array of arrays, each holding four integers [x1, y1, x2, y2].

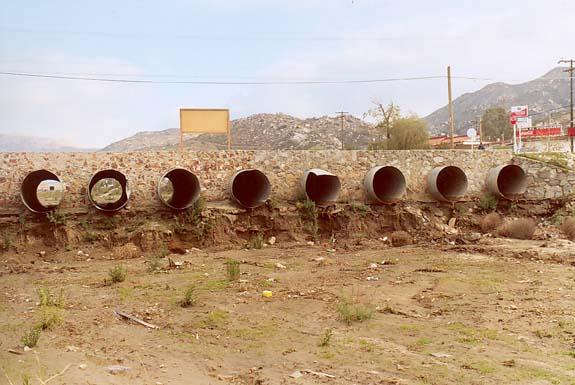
[[366, 276, 379, 281], [369, 263, 379, 269], [466, 232, 482, 242], [78, 363, 88, 370], [106, 365, 131, 375], [448, 218, 456, 228], [65, 345, 80, 352], [268, 236, 276, 245], [38, 251, 46, 257], [290, 370, 303, 378], [275, 262, 287, 269]]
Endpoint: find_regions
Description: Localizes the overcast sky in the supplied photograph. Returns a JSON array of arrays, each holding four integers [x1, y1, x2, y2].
[[0, 0, 573, 148]]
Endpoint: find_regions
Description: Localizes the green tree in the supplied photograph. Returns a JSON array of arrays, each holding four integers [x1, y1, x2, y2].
[[364, 101, 401, 140], [481, 107, 512, 141], [385, 116, 430, 150]]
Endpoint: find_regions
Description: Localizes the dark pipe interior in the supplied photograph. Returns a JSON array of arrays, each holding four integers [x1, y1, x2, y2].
[[159, 169, 200, 210], [497, 165, 527, 198], [88, 169, 129, 211], [21, 170, 62, 213], [232, 170, 270, 208], [305, 173, 341, 205], [436, 166, 467, 201], [372, 166, 406, 202]]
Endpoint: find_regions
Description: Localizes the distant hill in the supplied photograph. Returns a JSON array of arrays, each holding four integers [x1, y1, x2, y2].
[[0, 134, 95, 152], [101, 113, 376, 151], [425, 67, 572, 135]]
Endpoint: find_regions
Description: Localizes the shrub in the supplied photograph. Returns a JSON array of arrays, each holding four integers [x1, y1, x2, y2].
[[480, 212, 503, 233], [496, 218, 536, 240], [108, 265, 127, 283], [297, 199, 319, 239], [319, 328, 333, 347], [337, 296, 375, 325], [390, 231, 412, 247], [225, 259, 241, 281], [37, 307, 63, 330], [246, 233, 264, 249], [180, 286, 198, 308], [478, 194, 498, 212], [2, 232, 12, 251], [21, 326, 41, 348], [37, 287, 65, 308], [561, 217, 575, 241]]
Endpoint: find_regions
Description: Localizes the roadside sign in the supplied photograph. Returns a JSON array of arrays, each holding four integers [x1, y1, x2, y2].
[[516, 117, 532, 129], [466, 128, 477, 139], [510, 105, 529, 118]]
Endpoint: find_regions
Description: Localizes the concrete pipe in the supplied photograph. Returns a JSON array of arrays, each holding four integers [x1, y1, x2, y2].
[[486, 165, 527, 199], [301, 168, 341, 205], [88, 169, 131, 212], [427, 166, 468, 202], [364, 166, 406, 204], [229, 169, 271, 209], [157, 168, 201, 210], [20, 170, 65, 213]]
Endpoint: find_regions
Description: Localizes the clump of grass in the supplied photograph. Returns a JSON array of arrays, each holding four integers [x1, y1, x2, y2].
[[390, 231, 412, 247], [496, 218, 536, 240], [147, 257, 163, 273], [319, 328, 333, 347], [480, 212, 503, 233], [46, 210, 66, 226], [83, 231, 99, 243], [297, 198, 319, 240], [108, 265, 127, 283], [37, 306, 63, 330], [561, 217, 575, 241], [1, 232, 12, 251], [225, 259, 241, 281], [21, 326, 41, 348], [180, 286, 198, 308], [37, 287, 65, 308], [246, 233, 264, 249], [478, 194, 498, 212], [350, 202, 371, 217], [337, 296, 375, 325]]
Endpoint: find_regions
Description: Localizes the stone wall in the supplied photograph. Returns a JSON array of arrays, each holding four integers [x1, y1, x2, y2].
[[0, 149, 572, 215], [512, 156, 575, 199]]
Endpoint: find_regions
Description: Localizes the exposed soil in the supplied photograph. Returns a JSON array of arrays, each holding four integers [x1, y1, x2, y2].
[[1, 199, 575, 384]]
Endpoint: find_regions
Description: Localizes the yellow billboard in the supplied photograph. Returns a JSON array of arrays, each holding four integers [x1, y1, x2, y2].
[[180, 108, 229, 134]]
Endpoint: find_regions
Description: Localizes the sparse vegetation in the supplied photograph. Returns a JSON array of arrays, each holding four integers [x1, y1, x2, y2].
[[38, 287, 65, 308], [319, 328, 333, 347], [37, 306, 63, 330], [225, 259, 241, 281], [350, 202, 371, 217], [20, 326, 41, 348], [390, 231, 412, 247], [1, 232, 11, 251], [478, 193, 498, 212], [147, 256, 163, 273], [496, 218, 536, 240], [46, 210, 66, 226], [180, 285, 198, 308], [298, 199, 319, 240], [83, 231, 99, 243], [480, 212, 503, 233], [561, 217, 575, 241], [246, 233, 264, 249], [108, 265, 127, 283], [337, 295, 375, 325]]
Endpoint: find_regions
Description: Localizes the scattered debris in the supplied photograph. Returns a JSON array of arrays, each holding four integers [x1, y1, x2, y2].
[[114, 310, 159, 329]]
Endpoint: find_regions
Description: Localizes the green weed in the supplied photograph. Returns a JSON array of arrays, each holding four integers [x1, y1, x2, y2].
[[246, 233, 264, 249], [108, 265, 127, 283], [225, 259, 241, 281], [337, 296, 375, 325], [20, 326, 41, 347], [319, 328, 333, 347], [180, 286, 198, 308]]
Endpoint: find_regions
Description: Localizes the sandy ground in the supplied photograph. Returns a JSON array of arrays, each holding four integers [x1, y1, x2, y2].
[[1, 239, 575, 385]]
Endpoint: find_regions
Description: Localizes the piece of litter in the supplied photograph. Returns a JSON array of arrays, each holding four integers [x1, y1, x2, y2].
[[289, 370, 303, 378], [369, 263, 378, 269], [430, 352, 452, 358], [366, 276, 379, 281], [275, 263, 287, 269], [106, 365, 131, 375], [262, 290, 273, 298]]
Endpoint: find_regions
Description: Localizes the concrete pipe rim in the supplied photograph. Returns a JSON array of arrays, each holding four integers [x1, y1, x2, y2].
[[20, 169, 64, 213], [157, 167, 201, 210], [302, 169, 341, 206], [88, 169, 131, 212], [428, 166, 468, 202], [230, 169, 271, 209], [488, 164, 528, 200], [364, 165, 406, 204]]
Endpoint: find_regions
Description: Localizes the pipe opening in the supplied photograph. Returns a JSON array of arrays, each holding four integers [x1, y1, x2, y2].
[[364, 166, 406, 203], [230, 169, 271, 209], [487, 165, 527, 199], [21, 170, 64, 213], [302, 169, 341, 205], [158, 168, 201, 210], [428, 166, 468, 202], [88, 169, 130, 212]]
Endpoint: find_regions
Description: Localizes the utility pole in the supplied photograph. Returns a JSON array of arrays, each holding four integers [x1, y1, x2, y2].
[[447, 66, 455, 149], [336, 111, 348, 150], [559, 59, 574, 152]]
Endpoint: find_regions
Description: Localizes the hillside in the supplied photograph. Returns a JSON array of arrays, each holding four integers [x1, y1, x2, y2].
[[102, 113, 376, 151], [425, 67, 572, 135], [0, 134, 95, 152]]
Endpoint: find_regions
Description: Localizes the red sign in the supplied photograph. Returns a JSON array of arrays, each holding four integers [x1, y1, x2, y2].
[[568, 127, 575, 137], [517, 126, 563, 137], [510, 105, 529, 118], [510, 117, 517, 125]]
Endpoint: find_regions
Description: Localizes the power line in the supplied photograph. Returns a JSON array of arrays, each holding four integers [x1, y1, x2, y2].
[[0, 71, 446, 85]]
